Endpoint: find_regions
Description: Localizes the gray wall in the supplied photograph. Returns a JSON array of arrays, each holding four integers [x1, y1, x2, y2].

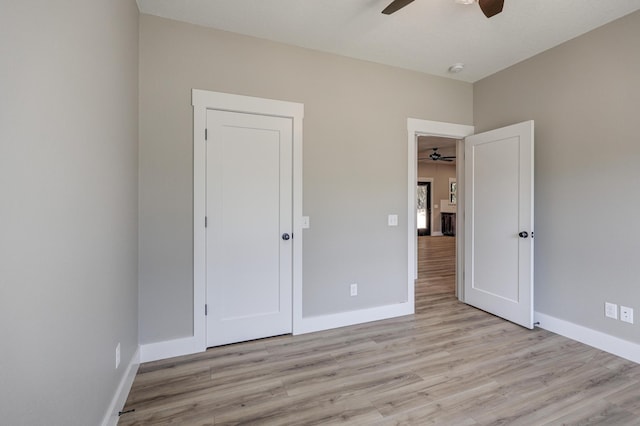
[[0, 1, 139, 424], [474, 11, 640, 343], [139, 14, 473, 344]]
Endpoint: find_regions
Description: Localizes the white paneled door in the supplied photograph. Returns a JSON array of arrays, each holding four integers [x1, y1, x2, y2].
[[206, 109, 293, 347], [464, 121, 534, 328]]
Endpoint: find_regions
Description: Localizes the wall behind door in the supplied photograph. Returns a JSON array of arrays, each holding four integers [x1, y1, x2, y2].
[[474, 11, 640, 344], [138, 14, 472, 345]]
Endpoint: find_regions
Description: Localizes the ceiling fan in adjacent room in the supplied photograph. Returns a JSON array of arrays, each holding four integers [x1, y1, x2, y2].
[[382, 0, 504, 18], [418, 148, 456, 162]]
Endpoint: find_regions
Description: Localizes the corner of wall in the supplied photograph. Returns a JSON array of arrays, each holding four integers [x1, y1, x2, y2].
[[101, 347, 141, 426]]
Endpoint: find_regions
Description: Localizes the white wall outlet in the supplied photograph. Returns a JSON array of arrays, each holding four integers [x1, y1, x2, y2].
[[605, 302, 618, 319], [302, 216, 310, 229], [350, 283, 358, 296], [620, 306, 634, 324], [388, 214, 398, 226], [115, 342, 121, 369]]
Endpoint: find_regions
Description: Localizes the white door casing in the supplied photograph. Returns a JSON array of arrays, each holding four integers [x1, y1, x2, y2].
[[407, 119, 475, 300], [205, 110, 292, 347], [193, 90, 304, 352], [464, 120, 534, 329]]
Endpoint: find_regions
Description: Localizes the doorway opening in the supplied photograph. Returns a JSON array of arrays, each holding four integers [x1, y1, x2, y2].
[[406, 118, 474, 308], [417, 136, 458, 296]]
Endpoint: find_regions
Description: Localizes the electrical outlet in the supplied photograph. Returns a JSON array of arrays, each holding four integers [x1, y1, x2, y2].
[[620, 306, 634, 324], [350, 283, 358, 297], [605, 302, 618, 320], [115, 343, 121, 369]]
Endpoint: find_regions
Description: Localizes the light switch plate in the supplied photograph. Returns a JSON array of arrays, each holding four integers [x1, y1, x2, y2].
[[350, 283, 358, 296], [115, 342, 121, 369], [302, 216, 310, 229], [388, 214, 398, 226]]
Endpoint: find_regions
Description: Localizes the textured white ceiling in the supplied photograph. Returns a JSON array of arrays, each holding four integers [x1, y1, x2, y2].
[[136, 0, 640, 82]]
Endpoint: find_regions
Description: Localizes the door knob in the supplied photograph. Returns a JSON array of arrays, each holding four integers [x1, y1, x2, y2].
[[518, 231, 529, 238], [282, 233, 290, 241]]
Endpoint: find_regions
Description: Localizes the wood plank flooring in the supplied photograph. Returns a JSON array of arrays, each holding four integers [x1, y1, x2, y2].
[[120, 236, 640, 425]]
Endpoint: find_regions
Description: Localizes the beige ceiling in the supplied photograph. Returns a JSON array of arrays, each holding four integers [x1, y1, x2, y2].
[[136, 0, 640, 82]]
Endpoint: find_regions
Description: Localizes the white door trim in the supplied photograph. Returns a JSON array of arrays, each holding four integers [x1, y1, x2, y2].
[[407, 118, 474, 301], [193, 89, 304, 351]]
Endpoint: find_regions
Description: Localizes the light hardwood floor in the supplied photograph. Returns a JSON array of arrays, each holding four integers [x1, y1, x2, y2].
[[120, 236, 640, 425]]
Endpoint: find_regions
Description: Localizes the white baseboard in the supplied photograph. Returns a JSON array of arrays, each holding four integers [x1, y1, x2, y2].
[[139, 335, 205, 363], [535, 312, 640, 364], [140, 303, 414, 363], [101, 346, 140, 426], [431, 232, 443, 236], [294, 301, 414, 335]]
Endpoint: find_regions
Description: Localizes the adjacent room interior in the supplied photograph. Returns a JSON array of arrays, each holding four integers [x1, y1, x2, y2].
[[417, 136, 459, 297]]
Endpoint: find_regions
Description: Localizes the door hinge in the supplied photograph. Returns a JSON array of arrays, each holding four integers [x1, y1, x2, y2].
[[205, 216, 208, 227], [205, 304, 208, 316], [205, 128, 208, 141]]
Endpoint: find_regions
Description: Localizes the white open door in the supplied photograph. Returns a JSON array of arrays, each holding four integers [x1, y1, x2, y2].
[[464, 121, 534, 329]]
